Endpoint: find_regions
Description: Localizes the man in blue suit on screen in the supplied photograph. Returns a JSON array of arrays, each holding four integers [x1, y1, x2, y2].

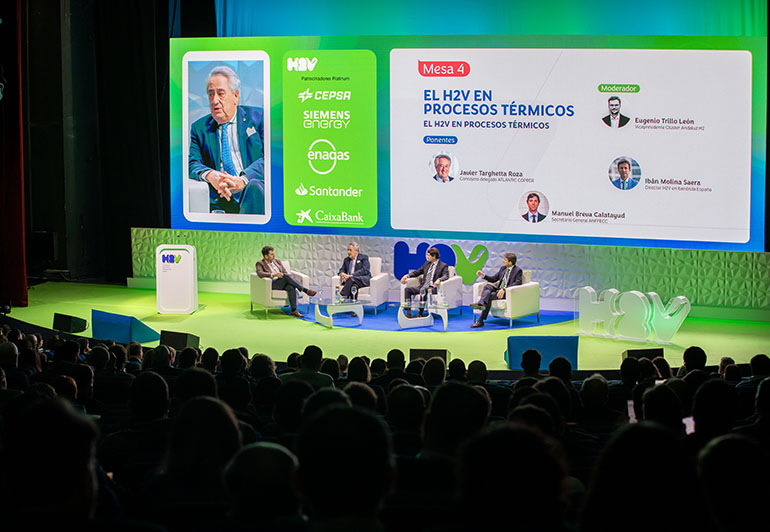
[[188, 65, 265, 214], [610, 159, 639, 190]]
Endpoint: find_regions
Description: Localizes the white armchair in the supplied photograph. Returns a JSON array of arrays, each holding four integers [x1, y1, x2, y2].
[[188, 179, 210, 213], [399, 266, 464, 312], [472, 270, 540, 327], [250, 261, 310, 317], [331, 256, 389, 314]]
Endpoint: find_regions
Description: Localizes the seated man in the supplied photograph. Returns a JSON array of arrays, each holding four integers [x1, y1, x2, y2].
[[256, 246, 316, 318], [188, 65, 266, 214], [400, 247, 449, 318], [338, 242, 370, 299], [470, 252, 523, 328]]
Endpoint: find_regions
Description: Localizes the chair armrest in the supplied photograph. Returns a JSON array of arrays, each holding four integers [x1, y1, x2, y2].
[[440, 275, 464, 307], [368, 273, 390, 305], [250, 272, 272, 304], [472, 281, 487, 301], [505, 281, 540, 314], [290, 270, 309, 287]]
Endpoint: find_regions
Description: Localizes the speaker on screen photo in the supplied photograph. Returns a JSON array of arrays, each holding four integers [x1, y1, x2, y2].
[[609, 156, 641, 190], [430, 153, 458, 184]]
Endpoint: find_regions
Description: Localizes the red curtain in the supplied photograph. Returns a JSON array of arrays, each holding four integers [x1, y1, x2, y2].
[[0, 0, 28, 307]]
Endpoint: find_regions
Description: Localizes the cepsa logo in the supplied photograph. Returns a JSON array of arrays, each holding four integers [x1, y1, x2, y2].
[[418, 61, 471, 77], [393, 242, 488, 285]]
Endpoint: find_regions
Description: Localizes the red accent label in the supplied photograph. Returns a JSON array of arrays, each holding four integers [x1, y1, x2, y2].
[[418, 61, 470, 77]]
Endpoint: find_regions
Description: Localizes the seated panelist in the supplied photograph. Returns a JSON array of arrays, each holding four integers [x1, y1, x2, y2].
[[400, 247, 449, 318], [256, 246, 316, 318], [338, 242, 370, 298]]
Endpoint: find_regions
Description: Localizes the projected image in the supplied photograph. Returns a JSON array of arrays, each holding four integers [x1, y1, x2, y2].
[[520, 191, 549, 223], [431, 153, 457, 183], [608, 157, 641, 190], [182, 51, 271, 224]]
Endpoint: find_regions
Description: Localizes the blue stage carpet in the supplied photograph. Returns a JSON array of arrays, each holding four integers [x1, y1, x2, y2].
[[301, 304, 574, 332]]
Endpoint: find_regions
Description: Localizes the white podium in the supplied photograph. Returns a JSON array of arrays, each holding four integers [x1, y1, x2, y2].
[[156, 245, 198, 314]]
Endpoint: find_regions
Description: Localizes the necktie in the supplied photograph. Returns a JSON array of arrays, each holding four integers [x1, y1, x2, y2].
[[424, 263, 436, 288], [220, 122, 238, 176], [530, 214, 535, 223], [349, 259, 355, 275], [501, 267, 510, 288]]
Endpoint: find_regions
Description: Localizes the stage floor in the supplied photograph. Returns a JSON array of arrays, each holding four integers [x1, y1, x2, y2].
[[10, 281, 770, 371]]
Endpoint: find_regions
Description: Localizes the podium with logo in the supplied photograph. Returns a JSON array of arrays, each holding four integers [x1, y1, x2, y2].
[[156, 245, 198, 314]]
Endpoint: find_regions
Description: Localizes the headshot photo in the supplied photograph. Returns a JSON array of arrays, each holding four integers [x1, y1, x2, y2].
[[520, 191, 549, 223], [184, 53, 270, 220], [608, 157, 641, 190], [602, 96, 630, 128], [431, 153, 455, 183]]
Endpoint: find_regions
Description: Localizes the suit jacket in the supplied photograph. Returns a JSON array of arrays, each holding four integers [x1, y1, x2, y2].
[[433, 174, 454, 183], [602, 113, 630, 127], [611, 177, 639, 190], [522, 212, 546, 223], [408, 260, 449, 285], [188, 105, 266, 203], [255, 258, 288, 278], [483, 265, 523, 290], [339, 253, 371, 285]]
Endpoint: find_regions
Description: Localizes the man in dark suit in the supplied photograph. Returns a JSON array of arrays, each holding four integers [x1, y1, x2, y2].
[[338, 242, 371, 298], [255, 246, 317, 318], [522, 192, 546, 223], [602, 96, 630, 128], [400, 247, 449, 318], [470, 252, 523, 328], [188, 65, 266, 214]]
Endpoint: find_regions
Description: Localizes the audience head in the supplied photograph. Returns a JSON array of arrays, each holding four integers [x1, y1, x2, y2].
[[637, 357, 661, 381], [219, 375, 253, 411], [221, 348, 246, 376], [722, 364, 742, 383], [756, 377, 770, 418], [344, 382, 378, 411], [297, 406, 394, 521], [520, 349, 541, 375], [386, 349, 406, 370], [519, 392, 564, 435], [421, 356, 446, 387], [178, 347, 199, 369], [51, 375, 78, 403], [507, 404, 556, 436], [319, 358, 340, 380], [458, 423, 566, 528], [548, 356, 572, 383], [301, 345, 324, 371], [698, 434, 770, 531], [301, 387, 351, 422], [200, 347, 219, 372], [88, 345, 110, 371], [248, 353, 276, 380], [0, 341, 19, 367], [405, 358, 425, 375], [619, 356, 641, 386], [448, 358, 467, 381], [683, 345, 708, 372], [580, 373, 609, 408], [534, 376, 572, 420], [692, 378, 737, 437], [286, 351, 300, 370], [274, 380, 314, 433], [224, 442, 301, 521], [347, 356, 371, 383], [129, 370, 170, 422], [387, 384, 426, 432], [336, 354, 349, 375], [175, 367, 218, 404], [467, 360, 488, 383], [164, 396, 242, 485], [54, 340, 80, 364], [423, 382, 489, 457], [151, 344, 173, 370], [750, 353, 770, 377], [642, 384, 683, 435], [651, 356, 672, 378], [370, 357, 386, 377], [718, 356, 736, 375]]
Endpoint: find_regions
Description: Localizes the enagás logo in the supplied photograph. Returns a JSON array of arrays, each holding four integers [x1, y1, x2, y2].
[[295, 183, 362, 198], [307, 139, 349, 175]]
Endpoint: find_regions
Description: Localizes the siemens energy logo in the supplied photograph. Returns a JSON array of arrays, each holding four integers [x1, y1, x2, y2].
[[287, 57, 317, 72], [161, 254, 181, 264], [295, 183, 362, 198], [307, 139, 349, 175]]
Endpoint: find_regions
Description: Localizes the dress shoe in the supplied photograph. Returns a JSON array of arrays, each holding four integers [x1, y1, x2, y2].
[[470, 303, 484, 311], [306, 289, 317, 297], [405, 308, 413, 319], [470, 320, 484, 328], [291, 310, 304, 318]]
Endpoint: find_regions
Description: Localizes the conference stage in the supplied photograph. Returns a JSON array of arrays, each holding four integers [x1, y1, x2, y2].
[[9, 281, 768, 372]]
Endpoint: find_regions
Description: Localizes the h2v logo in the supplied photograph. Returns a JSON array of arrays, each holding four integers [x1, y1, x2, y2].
[[161, 254, 181, 264], [393, 242, 488, 285]]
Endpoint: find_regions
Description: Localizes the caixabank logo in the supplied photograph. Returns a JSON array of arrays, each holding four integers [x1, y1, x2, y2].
[[393, 242, 489, 285]]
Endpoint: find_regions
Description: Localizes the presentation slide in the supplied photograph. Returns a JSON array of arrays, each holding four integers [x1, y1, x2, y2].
[[390, 48, 751, 243], [168, 35, 766, 252]]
